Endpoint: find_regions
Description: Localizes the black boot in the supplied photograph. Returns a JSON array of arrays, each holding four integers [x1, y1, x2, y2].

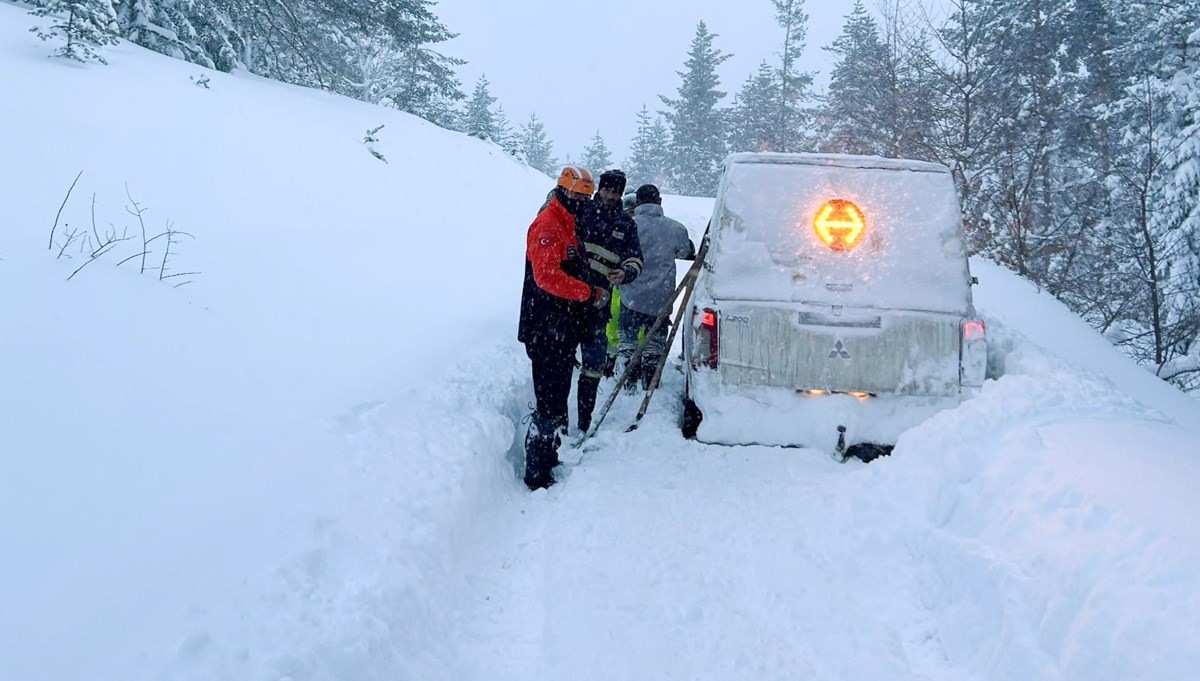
[[523, 412, 564, 490], [577, 375, 600, 434], [623, 360, 642, 394]]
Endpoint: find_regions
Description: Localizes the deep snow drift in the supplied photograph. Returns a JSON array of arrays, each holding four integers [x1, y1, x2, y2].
[[3, 4, 1200, 680]]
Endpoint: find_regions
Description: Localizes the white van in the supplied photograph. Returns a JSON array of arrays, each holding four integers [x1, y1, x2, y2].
[[681, 153, 987, 459]]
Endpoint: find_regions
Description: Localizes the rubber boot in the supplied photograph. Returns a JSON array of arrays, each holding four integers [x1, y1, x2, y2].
[[577, 375, 601, 434]]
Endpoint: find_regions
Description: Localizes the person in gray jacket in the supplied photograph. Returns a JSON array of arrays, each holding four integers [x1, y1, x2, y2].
[[617, 184, 696, 390]]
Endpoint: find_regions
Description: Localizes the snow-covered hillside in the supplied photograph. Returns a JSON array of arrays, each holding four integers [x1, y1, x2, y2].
[[3, 3, 1200, 681]]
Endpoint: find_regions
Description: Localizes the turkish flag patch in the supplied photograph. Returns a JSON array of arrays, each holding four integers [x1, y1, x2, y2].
[[539, 237, 552, 246]]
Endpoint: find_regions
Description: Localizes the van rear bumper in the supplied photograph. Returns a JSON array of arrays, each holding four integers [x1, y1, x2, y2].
[[690, 371, 961, 450]]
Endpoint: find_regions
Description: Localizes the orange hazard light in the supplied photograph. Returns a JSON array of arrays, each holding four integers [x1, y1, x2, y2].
[[814, 199, 866, 252]]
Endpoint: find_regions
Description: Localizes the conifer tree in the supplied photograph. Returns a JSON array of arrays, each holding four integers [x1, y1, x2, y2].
[[645, 117, 672, 187], [728, 61, 782, 153], [462, 75, 498, 140], [627, 105, 670, 188], [581, 131, 613, 175], [770, 0, 815, 151], [520, 114, 557, 175], [493, 105, 521, 157], [660, 22, 731, 196], [818, 1, 890, 155], [26, 0, 466, 126], [30, 0, 119, 64]]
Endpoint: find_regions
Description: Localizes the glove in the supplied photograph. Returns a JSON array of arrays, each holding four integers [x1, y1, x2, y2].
[[591, 286, 611, 310], [622, 264, 639, 284]]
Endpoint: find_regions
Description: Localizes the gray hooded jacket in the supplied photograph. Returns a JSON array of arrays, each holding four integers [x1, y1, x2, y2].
[[619, 203, 696, 316]]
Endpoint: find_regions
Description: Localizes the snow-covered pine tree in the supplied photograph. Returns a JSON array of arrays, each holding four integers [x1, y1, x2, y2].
[[817, 1, 890, 156], [626, 105, 670, 189], [660, 21, 731, 196], [581, 131, 613, 175], [727, 62, 781, 153], [181, 0, 241, 72], [369, 0, 466, 126], [30, 0, 120, 64], [493, 105, 522, 157], [110, 0, 209, 67], [645, 117, 672, 188], [25, 0, 465, 127], [770, 0, 814, 152], [462, 75, 498, 140], [520, 114, 557, 175]]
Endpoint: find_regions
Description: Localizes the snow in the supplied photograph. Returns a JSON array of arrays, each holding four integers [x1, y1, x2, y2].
[[3, 5, 1200, 681]]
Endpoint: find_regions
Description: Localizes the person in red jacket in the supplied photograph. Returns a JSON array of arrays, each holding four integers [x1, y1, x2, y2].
[[518, 166, 611, 490]]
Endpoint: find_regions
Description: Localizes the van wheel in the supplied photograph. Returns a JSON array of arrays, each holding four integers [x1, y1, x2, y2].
[[681, 395, 702, 439]]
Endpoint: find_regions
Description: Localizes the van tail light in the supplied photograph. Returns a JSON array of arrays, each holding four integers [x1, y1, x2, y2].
[[963, 319, 986, 342], [961, 318, 987, 388], [695, 307, 719, 369]]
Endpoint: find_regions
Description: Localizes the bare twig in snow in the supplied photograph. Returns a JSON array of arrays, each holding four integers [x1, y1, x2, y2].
[[50, 170, 84, 250], [56, 226, 82, 259], [68, 223, 135, 281], [90, 193, 101, 246], [125, 185, 151, 274], [116, 251, 149, 268], [158, 222, 196, 281]]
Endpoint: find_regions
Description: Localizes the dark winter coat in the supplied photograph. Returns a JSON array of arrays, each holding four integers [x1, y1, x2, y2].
[[518, 195, 602, 347], [575, 199, 644, 292]]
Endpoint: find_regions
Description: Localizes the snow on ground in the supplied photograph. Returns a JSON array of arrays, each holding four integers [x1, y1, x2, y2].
[[3, 3, 1200, 680], [1, 4, 545, 679]]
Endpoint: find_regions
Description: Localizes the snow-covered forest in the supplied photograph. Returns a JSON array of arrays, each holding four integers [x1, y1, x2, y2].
[[5, 1, 1200, 680], [23, 0, 1199, 390]]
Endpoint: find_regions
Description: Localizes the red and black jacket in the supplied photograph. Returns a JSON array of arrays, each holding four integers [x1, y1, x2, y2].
[[518, 195, 605, 346]]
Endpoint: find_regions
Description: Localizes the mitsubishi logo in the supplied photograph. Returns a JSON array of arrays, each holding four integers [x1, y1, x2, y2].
[[828, 340, 851, 359]]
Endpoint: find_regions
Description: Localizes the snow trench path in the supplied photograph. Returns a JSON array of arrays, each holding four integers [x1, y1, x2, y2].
[[280, 334, 1197, 681], [446, 367, 1021, 681]]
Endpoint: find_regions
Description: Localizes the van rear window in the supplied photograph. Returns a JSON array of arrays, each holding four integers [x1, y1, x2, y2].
[[710, 160, 971, 314]]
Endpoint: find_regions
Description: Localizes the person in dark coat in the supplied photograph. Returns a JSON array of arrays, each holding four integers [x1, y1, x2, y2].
[[518, 166, 612, 490], [572, 169, 643, 433]]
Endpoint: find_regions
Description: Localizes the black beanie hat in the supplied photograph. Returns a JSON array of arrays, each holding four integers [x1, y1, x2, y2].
[[635, 184, 661, 205], [598, 169, 627, 194]]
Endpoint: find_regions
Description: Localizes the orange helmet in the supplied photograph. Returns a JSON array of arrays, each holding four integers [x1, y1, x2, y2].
[[557, 166, 595, 196]]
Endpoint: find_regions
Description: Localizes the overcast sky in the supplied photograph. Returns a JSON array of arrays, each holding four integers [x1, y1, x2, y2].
[[437, 0, 875, 167]]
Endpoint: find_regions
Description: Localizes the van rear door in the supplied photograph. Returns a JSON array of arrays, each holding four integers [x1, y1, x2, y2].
[[705, 155, 971, 397], [715, 303, 963, 396]]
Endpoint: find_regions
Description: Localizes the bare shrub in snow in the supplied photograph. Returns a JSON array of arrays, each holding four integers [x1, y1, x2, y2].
[[43, 180, 200, 286]]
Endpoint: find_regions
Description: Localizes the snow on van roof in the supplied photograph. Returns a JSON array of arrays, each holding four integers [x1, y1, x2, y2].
[[707, 156, 972, 314], [723, 152, 951, 175]]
